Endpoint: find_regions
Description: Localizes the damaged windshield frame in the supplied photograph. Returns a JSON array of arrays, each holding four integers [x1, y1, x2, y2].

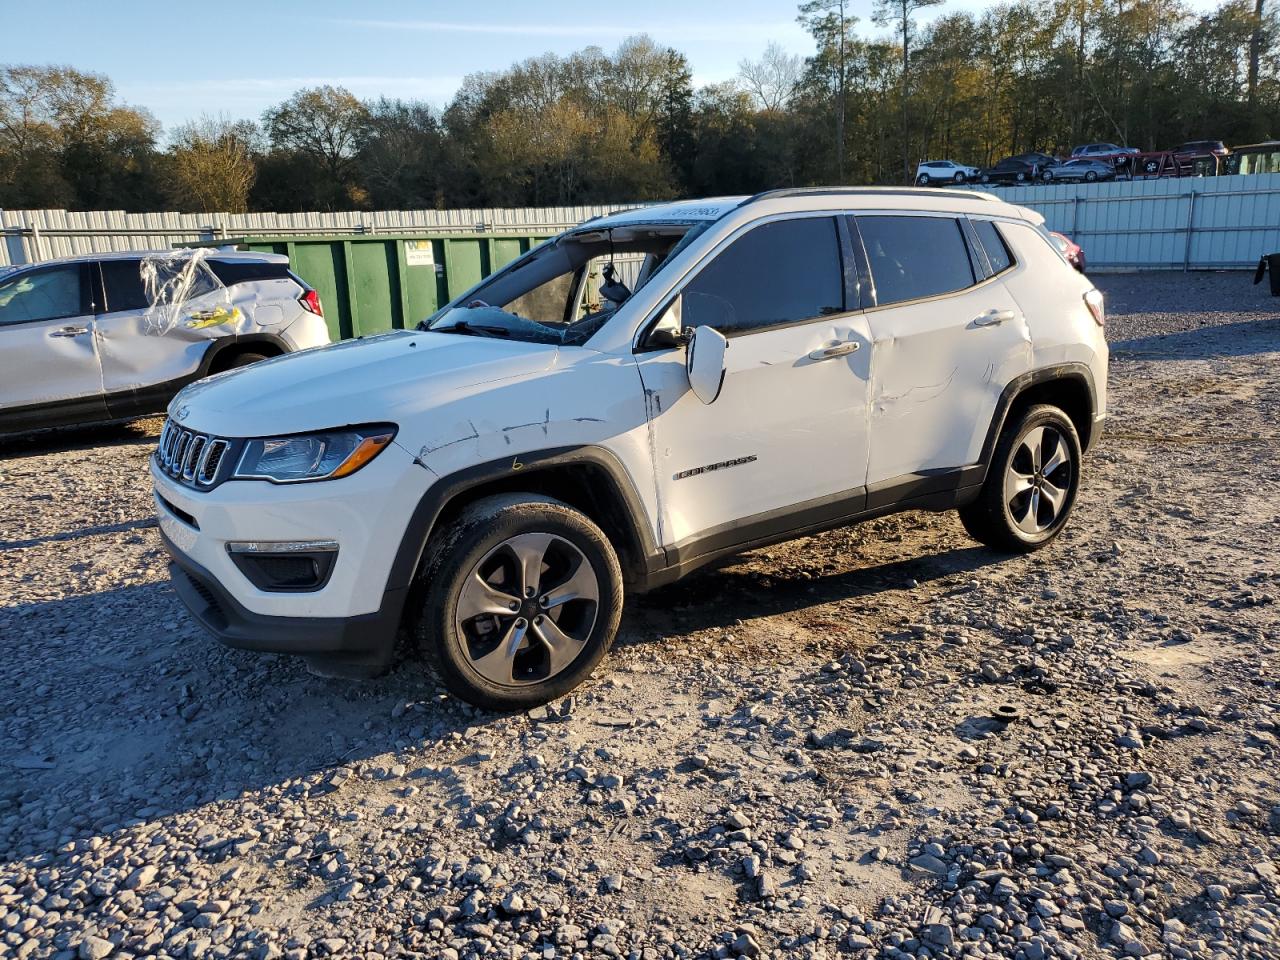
[[422, 219, 713, 346]]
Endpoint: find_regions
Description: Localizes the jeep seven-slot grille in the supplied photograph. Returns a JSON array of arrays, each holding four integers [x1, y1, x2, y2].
[[157, 420, 231, 489]]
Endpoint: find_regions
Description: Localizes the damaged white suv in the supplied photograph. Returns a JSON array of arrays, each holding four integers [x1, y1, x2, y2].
[[0, 250, 329, 434], [153, 188, 1108, 709]]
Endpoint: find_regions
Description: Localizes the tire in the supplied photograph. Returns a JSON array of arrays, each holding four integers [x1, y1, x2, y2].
[[1041, 170, 1053, 182], [980, 174, 991, 184], [954, 172, 965, 183], [226, 351, 269, 369], [415, 494, 623, 710], [917, 174, 930, 185], [1085, 171, 1097, 182], [1015, 172, 1026, 182], [958, 404, 1082, 553]]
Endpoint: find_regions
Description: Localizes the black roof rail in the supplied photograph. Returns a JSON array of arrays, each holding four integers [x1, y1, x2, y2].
[[738, 186, 1000, 206]]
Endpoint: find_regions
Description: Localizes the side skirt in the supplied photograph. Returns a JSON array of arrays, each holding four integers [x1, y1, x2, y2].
[[637, 467, 982, 590]]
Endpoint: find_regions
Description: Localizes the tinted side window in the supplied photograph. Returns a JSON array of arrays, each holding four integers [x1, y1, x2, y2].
[[100, 260, 151, 313], [0, 266, 84, 325], [681, 217, 843, 335], [857, 216, 975, 306], [971, 220, 1015, 275], [208, 260, 292, 286]]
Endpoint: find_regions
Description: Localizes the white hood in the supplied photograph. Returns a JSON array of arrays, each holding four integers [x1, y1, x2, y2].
[[173, 330, 559, 438]]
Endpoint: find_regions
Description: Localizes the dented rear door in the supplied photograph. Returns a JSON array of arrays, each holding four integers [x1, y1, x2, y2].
[[854, 214, 1032, 491]]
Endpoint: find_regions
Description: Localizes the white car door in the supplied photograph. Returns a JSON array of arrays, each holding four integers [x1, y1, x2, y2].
[[0, 262, 106, 427], [633, 215, 873, 559], [855, 213, 1032, 498]]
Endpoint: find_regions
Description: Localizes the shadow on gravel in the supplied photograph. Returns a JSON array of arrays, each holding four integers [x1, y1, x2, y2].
[[0, 417, 163, 460], [0, 517, 157, 550], [1112, 317, 1280, 360], [0, 580, 476, 865], [628, 543, 1001, 637]]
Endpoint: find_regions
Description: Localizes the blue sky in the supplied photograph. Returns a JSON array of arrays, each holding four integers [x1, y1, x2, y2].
[[10, 0, 1222, 137]]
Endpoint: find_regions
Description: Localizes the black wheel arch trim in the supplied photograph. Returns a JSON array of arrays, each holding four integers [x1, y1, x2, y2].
[[977, 362, 1099, 484], [385, 444, 663, 599], [196, 332, 293, 377]]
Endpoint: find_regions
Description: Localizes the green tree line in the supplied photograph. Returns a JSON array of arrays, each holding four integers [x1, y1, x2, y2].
[[2, 0, 1277, 213]]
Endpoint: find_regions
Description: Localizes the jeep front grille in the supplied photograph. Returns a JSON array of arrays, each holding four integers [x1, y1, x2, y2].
[[157, 420, 232, 489]]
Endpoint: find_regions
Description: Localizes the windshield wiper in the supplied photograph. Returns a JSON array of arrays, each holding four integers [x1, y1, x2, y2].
[[432, 319, 511, 338]]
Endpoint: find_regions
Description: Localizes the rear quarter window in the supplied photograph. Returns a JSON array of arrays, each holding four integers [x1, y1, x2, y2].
[[971, 220, 1015, 275], [208, 260, 294, 287]]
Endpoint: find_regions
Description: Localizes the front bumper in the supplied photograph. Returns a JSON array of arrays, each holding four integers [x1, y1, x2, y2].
[[162, 527, 405, 674], [152, 437, 430, 674]]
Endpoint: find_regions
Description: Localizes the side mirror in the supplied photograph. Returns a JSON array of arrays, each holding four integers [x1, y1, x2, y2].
[[686, 325, 727, 404]]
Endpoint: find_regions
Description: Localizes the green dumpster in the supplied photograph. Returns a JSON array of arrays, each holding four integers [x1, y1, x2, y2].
[[187, 232, 555, 341]]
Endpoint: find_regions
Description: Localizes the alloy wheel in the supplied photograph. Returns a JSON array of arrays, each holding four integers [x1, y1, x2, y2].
[[1004, 425, 1073, 535], [454, 532, 600, 686]]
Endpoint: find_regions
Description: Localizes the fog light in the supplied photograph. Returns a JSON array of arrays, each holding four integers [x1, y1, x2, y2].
[[227, 541, 338, 591]]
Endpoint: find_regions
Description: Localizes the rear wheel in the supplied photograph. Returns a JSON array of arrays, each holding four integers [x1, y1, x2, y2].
[[226, 351, 268, 369], [416, 494, 623, 710], [959, 405, 1082, 553], [917, 173, 930, 185]]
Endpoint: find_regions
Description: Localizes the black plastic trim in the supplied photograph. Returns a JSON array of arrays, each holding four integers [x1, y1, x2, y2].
[[385, 444, 663, 596], [162, 528, 402, 674]]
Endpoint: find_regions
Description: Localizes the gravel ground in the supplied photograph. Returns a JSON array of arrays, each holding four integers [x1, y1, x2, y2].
[[1, 272, 1277, 960]]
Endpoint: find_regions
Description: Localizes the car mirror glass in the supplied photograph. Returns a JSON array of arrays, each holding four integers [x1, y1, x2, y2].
[[686, 324, 727, 404]]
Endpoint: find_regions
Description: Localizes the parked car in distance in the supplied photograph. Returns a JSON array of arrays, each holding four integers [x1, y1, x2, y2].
[[154, 187, 1108, 709], [1226, 141, 1280, 175], [1042, 159, 1115, 183], [1071, 142, 1139, 157], [0, 250, 330, 435], [1010, 152, 1062, 172], [1049, 232, 1087, 273], [915, 159, 980, 185], [979, 158, 1038, 184], [1172, 140, 1228, 158]]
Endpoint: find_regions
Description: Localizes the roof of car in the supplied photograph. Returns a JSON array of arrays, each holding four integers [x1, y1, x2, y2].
[[580, 186, 1027, 232], [8, 249, 290, 268]]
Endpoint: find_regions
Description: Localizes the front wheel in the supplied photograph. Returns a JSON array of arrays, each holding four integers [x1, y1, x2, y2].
[[415, 494, 623, 710], [1041, 170, 1053, 182], [953, 172, 966, 183], [1084, 171, 1097, 182], [958, 405, 1082, 553]]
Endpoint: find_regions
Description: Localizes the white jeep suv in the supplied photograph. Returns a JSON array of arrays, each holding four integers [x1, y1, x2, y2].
[[152, 189, 1108, 709], [0, 250, 329, 434]]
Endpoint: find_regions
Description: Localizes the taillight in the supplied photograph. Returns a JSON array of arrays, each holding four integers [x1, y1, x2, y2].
[[1083, 288, 1104, 327], [300, 289, 323, 317]]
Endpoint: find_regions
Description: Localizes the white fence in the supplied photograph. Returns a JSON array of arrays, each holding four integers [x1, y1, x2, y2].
[[5, 173, 1280, 270], [967, 172, 1280, 271], [0, 205, 635, 267]]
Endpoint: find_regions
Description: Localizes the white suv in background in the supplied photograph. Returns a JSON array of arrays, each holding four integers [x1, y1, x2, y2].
[[153, 188, 1108, 709], [915, 160, 980, 185], [0, 250, 329, 434]]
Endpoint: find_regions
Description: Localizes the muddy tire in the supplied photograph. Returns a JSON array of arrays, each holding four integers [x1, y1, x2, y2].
[[415, 494, 623, 710], [959, 404, 1082, 553]]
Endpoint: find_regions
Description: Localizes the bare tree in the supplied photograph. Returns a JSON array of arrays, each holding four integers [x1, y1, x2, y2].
[[167, 115, 258, 212], [739, 42, 803, 111], [1248, 0, 1267, 106], [874, 0, 946, 182], [263, 86, 369, 184]]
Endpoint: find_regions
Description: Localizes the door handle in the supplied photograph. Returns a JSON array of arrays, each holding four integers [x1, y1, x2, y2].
[[49, 325, 90, 338], [808, 341, 861, 361], [973, 309, 1016, 327]]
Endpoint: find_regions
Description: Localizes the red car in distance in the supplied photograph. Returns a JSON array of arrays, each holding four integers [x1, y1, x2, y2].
[[1049, 232, 1086, 273]]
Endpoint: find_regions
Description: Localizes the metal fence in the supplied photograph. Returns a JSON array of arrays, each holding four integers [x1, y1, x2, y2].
[[0, 205, 636, 268], [5, 173, 1280, 271], [965, 172, 1280, 271]]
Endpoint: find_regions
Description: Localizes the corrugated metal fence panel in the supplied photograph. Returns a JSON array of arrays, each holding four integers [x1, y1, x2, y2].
[[0, 205, 634, 267], [973, 173, 1280, 269], [6, 179, 1280, 270]]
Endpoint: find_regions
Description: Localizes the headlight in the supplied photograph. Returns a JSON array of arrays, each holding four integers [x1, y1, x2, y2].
[[233, 425, 396, 483]]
